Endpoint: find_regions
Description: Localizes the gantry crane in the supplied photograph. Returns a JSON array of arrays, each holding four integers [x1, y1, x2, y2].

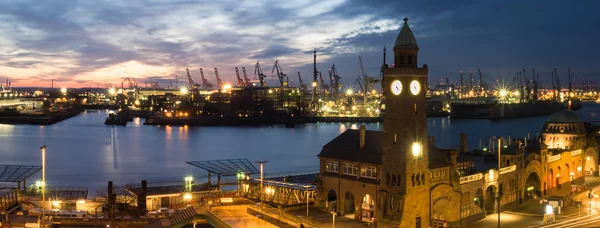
[[319, 71, 328, 91], [214, 68, 223, 89], [186, 69, 200, 90], [235, 67, 244, 87], [242, 67, 250, 87], [272, 60, 288, 87], [297, 71, 306, 89], [199, 68, 214, 90], [359, 56, 380, 105], [331, 64, 341, 101], [254, 62, 267, 87]]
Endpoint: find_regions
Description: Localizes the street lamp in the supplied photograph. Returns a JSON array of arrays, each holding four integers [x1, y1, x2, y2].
[[256, 161, 267, 213], [492, 137, 501, 228], [40, 145, 46, 227]]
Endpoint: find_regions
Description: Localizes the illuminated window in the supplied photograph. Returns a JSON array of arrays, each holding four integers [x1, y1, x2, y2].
[[342, 163, 358, 176], [360, 166, 377, 179], [325, 160, 339, 173]]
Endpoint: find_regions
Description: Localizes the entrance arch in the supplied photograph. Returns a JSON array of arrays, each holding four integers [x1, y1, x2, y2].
[[525, 172, 541, 201], [361, 194, 375, 220], [327, 189, 337, 212], [484, 185, 496, 214], [475, 188, 484, 209], [344, 192, 355, 214]]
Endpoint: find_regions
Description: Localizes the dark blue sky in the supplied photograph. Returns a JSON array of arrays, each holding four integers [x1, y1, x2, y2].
[[0, 0, 598, 88]]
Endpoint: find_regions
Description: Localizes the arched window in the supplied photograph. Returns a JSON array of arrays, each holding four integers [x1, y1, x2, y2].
[[386, 173, 390, 185], [421, 173, 425, 185], [416, 173, 421, 185]]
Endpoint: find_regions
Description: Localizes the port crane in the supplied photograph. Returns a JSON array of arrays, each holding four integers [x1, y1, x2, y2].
[[568, 68, 573, 93], [242, 67, 250, 87], [477, 67, 484, 95], [319, 71, 328, 91], [186, 69, 200, 90], [330, 64, 341, 101], [459, 71, 464, 95], [553, 68, 561, 101], [214, 68, 223, 89], [199, 68, 214, 90], [235, 67, 244, 87], [254, 62, 267, 87], [359, 56, 380, 105], [271, 60, 288, 87], [297, 71, 307, 89]]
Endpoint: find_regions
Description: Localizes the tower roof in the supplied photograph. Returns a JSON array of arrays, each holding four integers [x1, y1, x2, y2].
[[546, 110, 582, 123], [394, 18, 418, 49]]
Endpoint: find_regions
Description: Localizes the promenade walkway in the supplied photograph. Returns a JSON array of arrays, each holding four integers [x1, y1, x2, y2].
[[210, 205, 278, 228]]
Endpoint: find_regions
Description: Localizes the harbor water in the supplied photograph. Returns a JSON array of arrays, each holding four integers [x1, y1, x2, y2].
[[1, 103, 599, 193]]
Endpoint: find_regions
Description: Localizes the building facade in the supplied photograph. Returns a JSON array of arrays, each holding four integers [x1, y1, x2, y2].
[[315, 17, 599, 227]]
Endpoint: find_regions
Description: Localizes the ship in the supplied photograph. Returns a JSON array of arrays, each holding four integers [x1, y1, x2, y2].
[[450, 100, 565, 119], [104, 112, 127, 126]]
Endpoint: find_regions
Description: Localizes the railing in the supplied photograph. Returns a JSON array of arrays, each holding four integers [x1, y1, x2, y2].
[[460, 173, 483, 184]]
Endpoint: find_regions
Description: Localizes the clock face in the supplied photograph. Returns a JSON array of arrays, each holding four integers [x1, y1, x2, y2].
[[391, 80, 402, 95], [410, 80, 421, 95]]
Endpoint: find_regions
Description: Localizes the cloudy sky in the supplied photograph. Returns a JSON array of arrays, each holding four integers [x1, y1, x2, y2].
[[0, 0, 598, 89]]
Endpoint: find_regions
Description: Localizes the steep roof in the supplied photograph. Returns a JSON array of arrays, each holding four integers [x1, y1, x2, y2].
[[317, 129, 383, 164], [394, 18, 418, 49], [317, 129, 452, 169], [546, 110, 582, 123]]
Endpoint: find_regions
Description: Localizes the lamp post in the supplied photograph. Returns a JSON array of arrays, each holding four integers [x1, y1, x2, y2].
[[256, 161, 267, 213], [331, 211, 337, 228], [305, 186, 310, 218], [588, 191, 593, 215], [492, 137, 501, 228], [41, 145, 46, 228]]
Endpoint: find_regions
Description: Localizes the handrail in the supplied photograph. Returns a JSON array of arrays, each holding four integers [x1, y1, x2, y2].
[[206, 208, 233, 228]]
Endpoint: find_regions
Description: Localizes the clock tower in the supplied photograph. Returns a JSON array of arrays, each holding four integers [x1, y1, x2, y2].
[[376, 18, 430, 228]]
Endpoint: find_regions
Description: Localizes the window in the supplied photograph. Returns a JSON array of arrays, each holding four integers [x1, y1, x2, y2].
[[435, 171, 440, 178], [342, 163, 358, 176], [361, 166, 377, 179], [442, 170, 447, 177], [325, 160, 339, 173]]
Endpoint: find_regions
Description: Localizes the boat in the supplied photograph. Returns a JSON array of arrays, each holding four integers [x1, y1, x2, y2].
[[104, 112, 127, 126]]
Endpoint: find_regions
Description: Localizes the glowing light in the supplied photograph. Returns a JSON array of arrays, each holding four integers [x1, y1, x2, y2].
[[545, 205, 553, 215], [180, 88, 188, 94], [346, 89, 353, 95], [108, 88, 116, 95], [77, 200, 86, 204], [587, 156, 591, 161], [183, 194, 192, 200], [352, 106, 356, 111], [499, 90, 507, 97], [222, 84, 232, 91], [488, 170, 494, 180], [268, 89, 273, 94], [134, 100, 140, 106], [513, 91, 519, 96], [60, 88, 67, 94], [312, 81, 317, 87], [411, 142, 422, 158], [371, 89, 377, 94], [375, 109, 380, 114], [52, 201, 60, 207], [527, 186, 534, 191]]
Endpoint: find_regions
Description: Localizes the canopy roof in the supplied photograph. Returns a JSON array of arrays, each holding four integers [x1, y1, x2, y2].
[[186, 159, 259, 176], [0, 165, 41, 182]]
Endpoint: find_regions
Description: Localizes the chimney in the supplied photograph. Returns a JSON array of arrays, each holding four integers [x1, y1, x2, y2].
[[459, 133, 468, 153], [359, 125, 366, 148], [138, 180, 147, 212]]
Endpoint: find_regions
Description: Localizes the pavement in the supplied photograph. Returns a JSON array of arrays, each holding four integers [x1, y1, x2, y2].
[[210, 205, 278, 228], [287, 208, 371, 228], [470, 177, 600, 228]]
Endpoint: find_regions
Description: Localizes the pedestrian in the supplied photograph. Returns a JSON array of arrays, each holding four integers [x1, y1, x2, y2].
[[300, 223, 304, 228]]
